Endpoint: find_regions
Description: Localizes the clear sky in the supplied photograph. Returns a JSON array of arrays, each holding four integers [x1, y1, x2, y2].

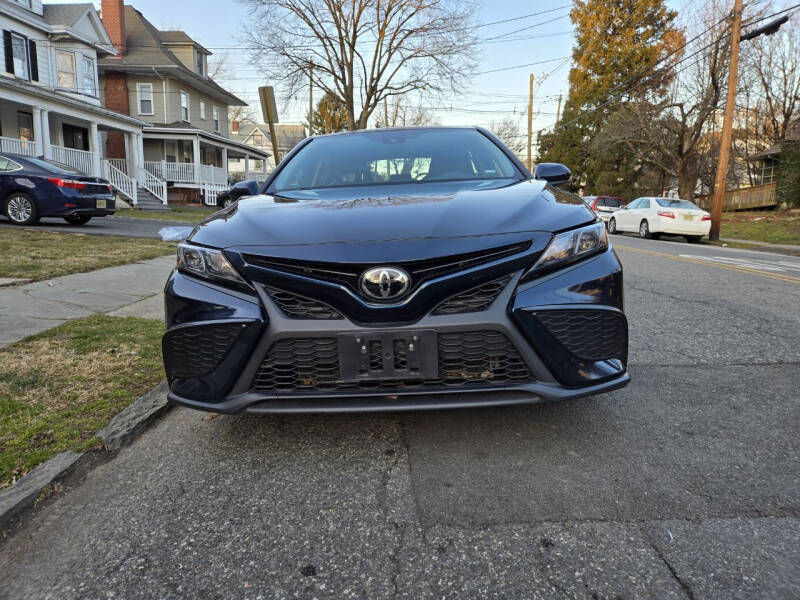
[[47, 0, 687, 140]]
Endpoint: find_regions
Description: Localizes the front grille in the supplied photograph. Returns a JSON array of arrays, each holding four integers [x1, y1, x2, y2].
[[533, 310, 628, 361], [251, 330, 533, 393], [267, 287, 343, 319], [432, 276, 511, 315], [163, 322, 245, 379], [243, 242, 530, 299]]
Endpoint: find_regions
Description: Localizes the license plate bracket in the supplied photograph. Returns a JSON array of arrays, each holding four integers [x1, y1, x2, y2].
[[338, 330, 438, 382]]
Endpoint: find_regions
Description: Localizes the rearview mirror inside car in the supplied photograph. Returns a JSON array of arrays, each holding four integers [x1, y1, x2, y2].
[[533, 163, 572, 186]]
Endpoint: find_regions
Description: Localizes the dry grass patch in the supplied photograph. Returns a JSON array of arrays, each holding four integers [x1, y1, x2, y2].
[[721, 212, 800, 246], [0, 229, 174, 281], [0, 315, 165, 489]]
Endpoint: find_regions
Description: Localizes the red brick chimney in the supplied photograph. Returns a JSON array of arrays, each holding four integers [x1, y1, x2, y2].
[[231, 120, 240, 134], [101, 0, 126, 56]]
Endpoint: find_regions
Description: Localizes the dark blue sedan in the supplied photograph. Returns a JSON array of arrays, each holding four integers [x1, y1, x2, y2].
[[0, 153, 115, 226]]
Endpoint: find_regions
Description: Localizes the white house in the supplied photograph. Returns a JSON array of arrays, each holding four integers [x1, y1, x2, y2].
[[0, 0, 148, 204]]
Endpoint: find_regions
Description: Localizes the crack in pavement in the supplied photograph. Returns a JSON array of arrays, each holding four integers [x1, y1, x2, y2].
[[640, 524, 697, 600]]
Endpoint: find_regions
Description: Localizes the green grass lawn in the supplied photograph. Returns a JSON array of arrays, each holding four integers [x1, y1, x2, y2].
[[115, 205, 219, 223], [0, 229, 174, 281], [721, 213, 800, 246], [0, 315, 165, 490]]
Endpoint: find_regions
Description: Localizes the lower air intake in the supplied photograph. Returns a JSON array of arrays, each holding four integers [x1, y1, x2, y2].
[[533, 310, 628, 361], [163, 322, 245, 379], [251, 330, 533, 393]]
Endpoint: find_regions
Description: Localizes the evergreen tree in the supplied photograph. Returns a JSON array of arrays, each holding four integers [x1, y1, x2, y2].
[[309, 92, 349, 134]]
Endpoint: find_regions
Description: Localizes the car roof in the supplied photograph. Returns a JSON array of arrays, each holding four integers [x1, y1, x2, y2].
[[309, 125, 480, 140]]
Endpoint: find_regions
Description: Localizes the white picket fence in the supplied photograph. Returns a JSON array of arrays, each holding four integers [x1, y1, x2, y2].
[[202, 183, 228, 206]]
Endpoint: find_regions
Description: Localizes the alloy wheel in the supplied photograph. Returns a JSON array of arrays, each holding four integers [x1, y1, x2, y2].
[[7, 195, 33, 224]]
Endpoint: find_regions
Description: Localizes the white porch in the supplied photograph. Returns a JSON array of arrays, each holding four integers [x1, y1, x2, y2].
[[141, 127, 270, 204], [0, 87, 151, 206]]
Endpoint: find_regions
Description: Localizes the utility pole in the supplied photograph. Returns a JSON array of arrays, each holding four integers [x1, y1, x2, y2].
[[556, 93, 563, 124], [527, 73, 534, 171], [308, 65, 313, 135], [384, 98, 389, 128], [709, 0, 744, 241]]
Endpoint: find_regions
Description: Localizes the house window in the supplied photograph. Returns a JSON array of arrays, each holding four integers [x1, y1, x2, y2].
[[200, 101, 206, 120], [180, 91, 190, 121], [56, 51, 76, 89], [14, 0, 32, 7], [252, 133, 264, 146], [10, 33, 29, 80], [212, 106, 219, 132], [137, 83, 153, 115], [195, 52, 204, 76], [81, 55, 95, 95], [18, 111, 33, 141]]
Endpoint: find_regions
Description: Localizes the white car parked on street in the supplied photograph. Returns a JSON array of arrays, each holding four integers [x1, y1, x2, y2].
[[607, 197, 711, 242]]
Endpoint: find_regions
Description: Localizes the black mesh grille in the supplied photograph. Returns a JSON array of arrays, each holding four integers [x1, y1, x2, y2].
[[251, 331, 533, 393], [267, 287, 343, 319], [432, 276, 511, 315], [534, 310, 628, 361], [163, 323, 245, 379], [243, 242, 530, 300]]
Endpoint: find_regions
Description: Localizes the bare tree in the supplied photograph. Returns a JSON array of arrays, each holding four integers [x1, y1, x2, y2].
[[239, 0, 477, 130], [374, 98, 438, 127], [489, 118, 525, 156], [746, 12, 800, 143]]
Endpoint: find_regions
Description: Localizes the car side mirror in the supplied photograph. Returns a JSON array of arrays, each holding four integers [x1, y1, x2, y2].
[[234, 180, 259, 195], [533, 163, 571, 186]]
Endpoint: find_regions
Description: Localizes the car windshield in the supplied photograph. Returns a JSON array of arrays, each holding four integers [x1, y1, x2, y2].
[[271, 128, 521, 192], [25, 157, 83, 175], [656, 198, 699, 210]]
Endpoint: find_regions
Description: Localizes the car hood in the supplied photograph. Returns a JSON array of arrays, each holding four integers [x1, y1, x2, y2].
[[190, 179, 595, 259]]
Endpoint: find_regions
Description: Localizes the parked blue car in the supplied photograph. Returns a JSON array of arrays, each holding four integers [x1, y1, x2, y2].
[[0, 153, 115, 226]]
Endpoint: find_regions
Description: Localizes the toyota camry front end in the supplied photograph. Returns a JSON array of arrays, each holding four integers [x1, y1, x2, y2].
[[162, 127, 629, 413]]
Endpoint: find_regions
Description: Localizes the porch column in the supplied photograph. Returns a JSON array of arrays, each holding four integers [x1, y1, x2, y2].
[[32, 107, 43, 156], [123, 133, 131, 174], [192, 136, 201, 184], [128, 132, 141, 180], [221, 147, 228, 184], [244, 154, 250, 179], [40, 110, 52, 159], [88, 122, 101, 177]]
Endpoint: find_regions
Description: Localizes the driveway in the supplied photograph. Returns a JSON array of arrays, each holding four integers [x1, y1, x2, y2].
[[1, 237, 799, 599], [0, 215, 192, 238]]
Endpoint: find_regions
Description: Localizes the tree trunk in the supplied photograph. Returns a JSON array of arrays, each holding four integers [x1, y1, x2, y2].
[[677, 156, 698, 199]]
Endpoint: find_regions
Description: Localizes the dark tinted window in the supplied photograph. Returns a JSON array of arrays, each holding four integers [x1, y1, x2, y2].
[[597, 197, 624, 207], [24, 157, 83, 174], [271, 129, 520, 192], [656, 198, 700, 210]]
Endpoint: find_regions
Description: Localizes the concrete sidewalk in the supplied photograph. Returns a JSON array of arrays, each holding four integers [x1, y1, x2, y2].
[[0, 256, 173, 347]]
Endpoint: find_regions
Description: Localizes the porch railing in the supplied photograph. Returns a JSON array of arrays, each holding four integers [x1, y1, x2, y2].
[[201, 164, 228, 185], [52, 145, 97, 176], [102, 159, 137, 205], [106, 158, 129, 175], [139, 168, 168, 204], [695, 182, 778, 211], [202, 183, 228, 206], [0, 136, 36, 156], [143, 161, 229, 185], [144, 161, 195, 183]]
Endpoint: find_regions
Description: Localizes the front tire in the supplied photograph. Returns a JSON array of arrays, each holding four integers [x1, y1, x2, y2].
[[638, 220, 652, 239], [64, 215, 92, 225], [607, 218, 618, 235], [5, 193, 40, 226]]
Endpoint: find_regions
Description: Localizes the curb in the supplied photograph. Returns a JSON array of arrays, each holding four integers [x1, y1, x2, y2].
[[0, 380, 171, 527]]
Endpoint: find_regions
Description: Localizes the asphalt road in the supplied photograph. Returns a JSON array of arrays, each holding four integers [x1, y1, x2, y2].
[[0, 215, 193, 238], [1, 234, 799, 599]]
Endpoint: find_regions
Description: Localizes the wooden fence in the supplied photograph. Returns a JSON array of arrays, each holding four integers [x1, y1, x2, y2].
[[695, 182, 777, 211]]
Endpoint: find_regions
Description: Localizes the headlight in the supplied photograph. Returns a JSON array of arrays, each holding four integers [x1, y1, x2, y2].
[[524, 222, 608, 278], [177, 243, 248, 286]]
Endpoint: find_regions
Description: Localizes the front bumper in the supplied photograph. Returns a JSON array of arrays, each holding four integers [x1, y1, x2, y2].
[[162, 247, 629, 413]]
